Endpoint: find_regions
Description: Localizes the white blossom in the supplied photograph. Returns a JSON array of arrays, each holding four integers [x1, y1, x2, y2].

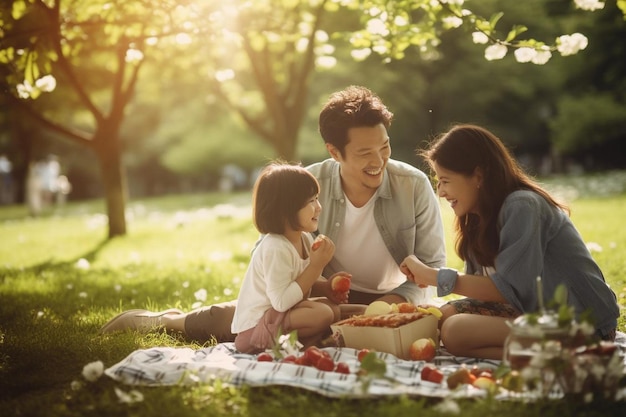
[[586, 242, 603, 252], [16, 81, 33, 99], [215, 69, 235, 82], [472, 32, 489, 44], [278, 334, 303, 356], [557, 33, 588, 56], [442, 16, 463, 29], [35, 75, 56, 92], [75, 258, 90, 270], [439, 0, 465, 5], [82, 360, 104, 382], [351, 48, 372, 61], [433, 398, 461, 414], [114, 387, 144, 404], [574, 0, 605, 11], [532, 48, 552, 65], [125, 48, 144, 63], [484, 44, 507, 61], [514, 47, 536, 63], [194, 288, 208, 302], [366, 18, 389, 36]]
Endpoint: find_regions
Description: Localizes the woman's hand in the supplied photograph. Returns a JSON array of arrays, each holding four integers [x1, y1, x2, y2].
[[400, 255, 431, 287]]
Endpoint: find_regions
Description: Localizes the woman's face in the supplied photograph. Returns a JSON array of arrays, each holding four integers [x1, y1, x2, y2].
[[432, 162, 482, 217]]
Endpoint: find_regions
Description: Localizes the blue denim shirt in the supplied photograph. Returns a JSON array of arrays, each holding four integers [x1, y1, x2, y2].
[[307, 158, 446, 281], [466, 190, 619, 335]]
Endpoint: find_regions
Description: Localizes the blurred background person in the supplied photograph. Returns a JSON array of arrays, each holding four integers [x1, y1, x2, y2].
[[0, 154, 13, 205]]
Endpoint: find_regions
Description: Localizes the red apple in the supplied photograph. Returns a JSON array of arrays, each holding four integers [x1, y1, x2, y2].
[[331, 275, 351, 292], [409, 338, 436, 361]]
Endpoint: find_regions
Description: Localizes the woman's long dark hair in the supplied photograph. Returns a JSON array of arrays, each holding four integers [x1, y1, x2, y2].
[[420, 124, 568, 267]]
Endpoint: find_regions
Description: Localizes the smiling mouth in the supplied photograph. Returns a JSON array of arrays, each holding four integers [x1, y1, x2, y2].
[[448, 199, 458, 208], [364, 168, 382, 176]]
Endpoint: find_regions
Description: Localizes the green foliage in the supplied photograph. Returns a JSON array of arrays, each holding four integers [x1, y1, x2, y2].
[[549, 93, 626, 153]]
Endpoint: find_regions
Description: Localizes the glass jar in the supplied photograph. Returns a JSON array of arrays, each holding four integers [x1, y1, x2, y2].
[[503, 311, 573, 370]]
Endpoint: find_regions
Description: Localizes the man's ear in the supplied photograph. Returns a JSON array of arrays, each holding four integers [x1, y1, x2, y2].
[[326, 143, 341, 161]]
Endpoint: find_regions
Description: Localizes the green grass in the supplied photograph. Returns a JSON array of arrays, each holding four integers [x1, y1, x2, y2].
[[1, 174, 625, 417]]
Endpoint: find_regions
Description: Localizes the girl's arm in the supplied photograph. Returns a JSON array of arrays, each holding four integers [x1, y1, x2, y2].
[[401, 255, 506, 302]]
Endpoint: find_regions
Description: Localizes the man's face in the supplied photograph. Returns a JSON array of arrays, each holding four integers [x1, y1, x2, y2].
[[328, 123, 391, 197]]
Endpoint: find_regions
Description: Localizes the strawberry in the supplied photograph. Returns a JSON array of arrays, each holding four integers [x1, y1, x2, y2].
[[334, 362, 350, 374], [420, 365, 444, 384], [257, 352, 273, 362], [315, 356, 335, 372], [357, 348, 372, 363]]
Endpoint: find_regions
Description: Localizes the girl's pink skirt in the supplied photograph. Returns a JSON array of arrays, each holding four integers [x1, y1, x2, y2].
[[234, 308, 292, 354]]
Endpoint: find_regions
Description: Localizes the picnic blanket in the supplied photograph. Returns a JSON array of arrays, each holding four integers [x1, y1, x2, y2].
[[105, 332, 626, 400]]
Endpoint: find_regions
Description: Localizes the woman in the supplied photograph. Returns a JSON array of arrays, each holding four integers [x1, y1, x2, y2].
[[400, 124, 619, 360]]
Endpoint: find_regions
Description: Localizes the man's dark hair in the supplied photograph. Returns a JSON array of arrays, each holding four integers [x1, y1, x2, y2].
[[318, 85, 393, 156]]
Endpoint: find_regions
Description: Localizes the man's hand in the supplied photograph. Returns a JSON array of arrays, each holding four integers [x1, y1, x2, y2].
[[327, 272, 351, 304]]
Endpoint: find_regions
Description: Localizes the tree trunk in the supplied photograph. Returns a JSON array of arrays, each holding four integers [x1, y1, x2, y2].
[[95, 131, 127, 238], [276, 133, 298, 162]]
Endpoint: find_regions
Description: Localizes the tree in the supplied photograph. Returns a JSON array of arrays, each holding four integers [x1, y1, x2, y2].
[[0, 0, 209, 237], [1, 0, 617, 238]]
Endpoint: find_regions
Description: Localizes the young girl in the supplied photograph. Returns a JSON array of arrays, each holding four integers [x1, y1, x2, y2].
[[401, 124, 620, 360], [231, 162, 345, 353]]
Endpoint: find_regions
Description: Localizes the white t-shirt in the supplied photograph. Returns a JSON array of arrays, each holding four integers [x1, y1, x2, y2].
[[328, 194, 406, 293], [231, 233, 313, 334]]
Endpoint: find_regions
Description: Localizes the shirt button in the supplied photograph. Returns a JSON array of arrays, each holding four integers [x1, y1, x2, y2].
[[335, 222, 340, 227], [340, 199, 344, 204]]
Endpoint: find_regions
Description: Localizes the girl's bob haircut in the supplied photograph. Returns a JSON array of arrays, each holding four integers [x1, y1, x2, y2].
[[253, 161, 320, 234]]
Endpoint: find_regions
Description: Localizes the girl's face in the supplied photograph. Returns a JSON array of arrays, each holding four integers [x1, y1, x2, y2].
[[433, 162, 482, 217], [296, 194, 322, 232]]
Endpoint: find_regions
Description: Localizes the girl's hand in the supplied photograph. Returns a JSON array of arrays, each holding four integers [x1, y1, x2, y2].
[[310, 234, 334, 267]]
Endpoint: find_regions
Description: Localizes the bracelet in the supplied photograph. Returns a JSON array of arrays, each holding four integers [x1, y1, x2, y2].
[[437, 267, 458, 297]]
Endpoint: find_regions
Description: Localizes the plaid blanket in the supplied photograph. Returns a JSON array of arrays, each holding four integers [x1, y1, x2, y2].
[[104, 332, 626, 399]]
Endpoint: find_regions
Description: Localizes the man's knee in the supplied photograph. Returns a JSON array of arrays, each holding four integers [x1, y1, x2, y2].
[[185, 300, 237, 343]]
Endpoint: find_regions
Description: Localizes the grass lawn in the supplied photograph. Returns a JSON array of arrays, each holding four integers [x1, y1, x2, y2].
[[0, 173, 625, 417]]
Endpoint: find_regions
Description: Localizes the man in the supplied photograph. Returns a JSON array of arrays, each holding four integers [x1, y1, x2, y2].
[[308, 85, 446, 306], [100, 86, 446, 343]]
